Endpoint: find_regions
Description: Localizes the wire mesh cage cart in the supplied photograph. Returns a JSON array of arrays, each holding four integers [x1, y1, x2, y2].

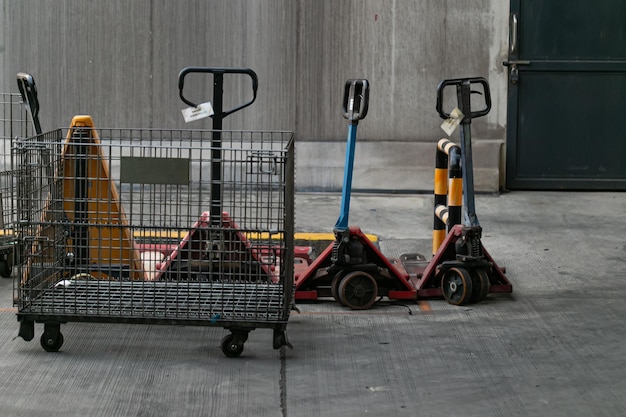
[[1, 91, 31, 169], [0, 89, 33, 277], [14, 115, 295, 357]]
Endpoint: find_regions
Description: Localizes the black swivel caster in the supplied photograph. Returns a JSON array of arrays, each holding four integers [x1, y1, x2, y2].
[[40, 323, 64, 352]]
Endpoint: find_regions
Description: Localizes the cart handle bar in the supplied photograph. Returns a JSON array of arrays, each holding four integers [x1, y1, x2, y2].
[[178, 67, 258, 119], [16, 72, 42, 134], [342, 79, 369, 124], [436, 77, 491, 122]]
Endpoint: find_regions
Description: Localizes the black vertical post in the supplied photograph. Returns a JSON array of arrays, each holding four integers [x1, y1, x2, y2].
[[210, 72, 224, 228], [73, 128, 89, 266], [456, 81, 479, 227], [178, 67, 258, 228]]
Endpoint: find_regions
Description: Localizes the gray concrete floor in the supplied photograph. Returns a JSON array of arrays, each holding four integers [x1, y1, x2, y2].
[[1, 191, 625, 417]]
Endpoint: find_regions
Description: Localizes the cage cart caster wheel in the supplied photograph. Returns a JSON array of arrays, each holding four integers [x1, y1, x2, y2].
[[470, 268, 490, 303], [441, 267, 473, 306], [40, 331, 64, 352], [0, 257, 12, 278], [221, 335, 244, 357], [221, 332, 248, 358], [272, 329, 293, 350], [337, 271, 378, 310]]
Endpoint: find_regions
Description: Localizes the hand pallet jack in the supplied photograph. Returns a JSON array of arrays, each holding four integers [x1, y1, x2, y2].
[[294, 77, 512, 309], [411, 77, 512, 305], [295, 80, 417, 309]]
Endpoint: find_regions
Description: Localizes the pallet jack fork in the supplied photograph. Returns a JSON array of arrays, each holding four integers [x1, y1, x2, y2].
[[295, 77, 512, 309]]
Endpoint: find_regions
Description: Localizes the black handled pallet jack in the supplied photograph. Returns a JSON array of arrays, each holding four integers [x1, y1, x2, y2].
[[412, 77, 512, 305]]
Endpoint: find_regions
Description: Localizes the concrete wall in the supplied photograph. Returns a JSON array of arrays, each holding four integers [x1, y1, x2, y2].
[[0, 0, 510, 192]]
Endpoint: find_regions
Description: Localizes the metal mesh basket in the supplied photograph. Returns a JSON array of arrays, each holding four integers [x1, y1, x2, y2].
[[0, 92, 32, 276], [1, 93, 31, 171], [14, 124, 295, 345]]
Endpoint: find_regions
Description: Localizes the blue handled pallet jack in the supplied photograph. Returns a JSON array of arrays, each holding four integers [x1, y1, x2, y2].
[[295, 80, 417, 309]]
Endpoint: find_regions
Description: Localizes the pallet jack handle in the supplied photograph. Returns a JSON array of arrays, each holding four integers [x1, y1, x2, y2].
[[342, 79, 369, 124], [16, 72, 42, 135], [435, 77, 491, 122], [178, 67, 258, 128], [178, 67, 259, 227], [335, 79, 369, 232], [435, 77, 491, 227]]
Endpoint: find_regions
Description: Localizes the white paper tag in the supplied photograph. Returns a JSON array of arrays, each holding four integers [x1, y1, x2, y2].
[[181, 102, 214, 123], [440, 107, 464, 136]]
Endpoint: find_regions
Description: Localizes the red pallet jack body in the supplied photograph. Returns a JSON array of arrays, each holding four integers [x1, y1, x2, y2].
[[295, 77, 512, 308], [294, 223, 512, 305], [410, 224, 512, 299], [295, 226, 417, 303]]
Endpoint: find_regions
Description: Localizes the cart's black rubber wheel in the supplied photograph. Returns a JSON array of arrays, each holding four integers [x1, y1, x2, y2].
[[441, 267, 473, 306], [40, 331, 64, 352], [221, 334, 244, 358], [0, 259, 11, 278], [337, 271, 378, 310], [273, 329, 288, 350], [470, 268, 490, 303]]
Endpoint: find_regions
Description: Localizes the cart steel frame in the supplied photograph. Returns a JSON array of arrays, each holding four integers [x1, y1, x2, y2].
[[14, 117, 295, 357]]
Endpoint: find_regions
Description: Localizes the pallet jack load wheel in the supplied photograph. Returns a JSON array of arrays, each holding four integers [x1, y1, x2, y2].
[[441, 267, 473, 306], [470, 268, 490, 303], [330, 272, 345, 302], [337, 271, 378, 310]]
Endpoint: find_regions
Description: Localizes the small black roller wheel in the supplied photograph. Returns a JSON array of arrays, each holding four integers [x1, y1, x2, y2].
[[40, 331, 64, 352], [0, 258, 12, 278], [273, 329, 293, 350], [221, 334, 244, 358], [441, 267, 473, 306], [470, 268, 490, 303]]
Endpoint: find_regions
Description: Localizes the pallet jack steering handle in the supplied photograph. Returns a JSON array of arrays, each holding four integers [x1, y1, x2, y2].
[[178, 67, 258, 124], [178, 67, 258, 227], [16, 72, 42, 135], [435, 77, 491, 227], [435, 77, 491, 122], [342, 79, 369, 124], [335, 79, 370, 232]]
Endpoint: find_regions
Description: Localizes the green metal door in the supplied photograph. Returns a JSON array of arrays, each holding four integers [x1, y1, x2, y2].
[[505, 1, 626, 190]]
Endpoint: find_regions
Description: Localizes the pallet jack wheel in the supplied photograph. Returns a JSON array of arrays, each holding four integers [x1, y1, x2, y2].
[[441, 267, 473, 306], [470, 268, 490, 303], [337, 271, 378, 310], [40, 331, 64, 352], [330, 272, 345, 302]]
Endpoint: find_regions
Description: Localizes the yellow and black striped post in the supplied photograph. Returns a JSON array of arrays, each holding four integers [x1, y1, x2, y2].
[[433, 140, 449, 255], [433, 138, 462, 255]]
